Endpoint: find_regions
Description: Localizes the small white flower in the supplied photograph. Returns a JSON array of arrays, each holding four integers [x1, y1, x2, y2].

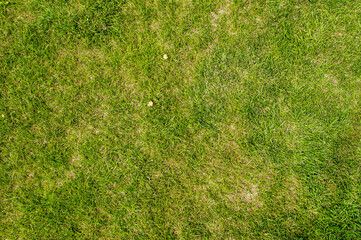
[[147, 101, 153, 107], [163, 54, 168, 60]]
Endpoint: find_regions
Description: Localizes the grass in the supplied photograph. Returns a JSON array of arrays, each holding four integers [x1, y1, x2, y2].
[[1, 0, 361, 238]]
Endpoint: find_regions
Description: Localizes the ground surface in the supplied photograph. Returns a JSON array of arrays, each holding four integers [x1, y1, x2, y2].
[[1, 0, 361, 239]]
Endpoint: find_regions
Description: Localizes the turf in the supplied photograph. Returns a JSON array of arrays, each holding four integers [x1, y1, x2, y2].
[[1, 0, 361, 239]]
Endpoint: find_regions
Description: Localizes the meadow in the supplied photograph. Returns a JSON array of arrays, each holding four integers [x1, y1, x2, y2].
[[1, 0, 361, 238]]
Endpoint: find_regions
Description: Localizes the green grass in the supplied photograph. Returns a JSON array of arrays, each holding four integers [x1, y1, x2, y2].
[[1, 0, 361, 238]]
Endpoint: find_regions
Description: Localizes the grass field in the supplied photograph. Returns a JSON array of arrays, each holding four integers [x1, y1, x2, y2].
[[1, 0, 361, 239]]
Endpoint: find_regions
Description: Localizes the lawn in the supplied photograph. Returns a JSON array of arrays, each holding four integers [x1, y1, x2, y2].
[[1, 0, 361, 239]]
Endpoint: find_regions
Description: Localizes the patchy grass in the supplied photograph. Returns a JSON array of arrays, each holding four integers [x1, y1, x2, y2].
[[1, 0, 361, 238]]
